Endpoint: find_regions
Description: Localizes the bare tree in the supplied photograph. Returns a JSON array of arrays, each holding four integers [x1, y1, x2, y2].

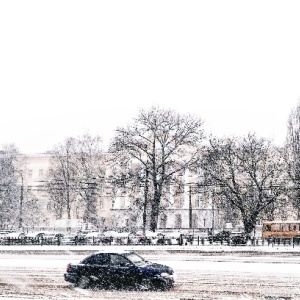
[[285, 102, 300, 218], [110, 106, 204, 231], [46, 134, 106, 227], [72, 133, 106, 227], [21, 191, 41, 229], [200, 134, 286, 235], [107, 159, 150, 232], [46, 138, 78, 220], [0, 144, 20, 229]]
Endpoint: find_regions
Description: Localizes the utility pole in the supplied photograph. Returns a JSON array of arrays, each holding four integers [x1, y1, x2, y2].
[[143, 168, 149, 235], [189, 185, 192, 229], [211, 188, 215, 235], [14, 168, 25, 230], [18, 173, 24, 230]]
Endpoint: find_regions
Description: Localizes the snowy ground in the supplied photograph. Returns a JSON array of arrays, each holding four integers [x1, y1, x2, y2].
[[1, 245, 300, 299]]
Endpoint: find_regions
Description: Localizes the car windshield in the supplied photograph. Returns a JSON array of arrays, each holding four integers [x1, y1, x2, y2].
[[124, 253, 146, 265]]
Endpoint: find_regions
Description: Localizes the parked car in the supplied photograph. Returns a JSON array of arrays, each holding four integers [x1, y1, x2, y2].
[[2, 232, 26, 245], [60, 234, 85, 245], [42, 232, 64, 245], [102, 230, 119, 245], [25, 231, 48, 244], [130, 231, 151, 245], [5, 232, 26, 238], [230, 232, 248, 245], [64, 250, 176, 290], [114, 232, 131, 245], [103, 230, 119, 238], [0, 229, 15, 235], [156, 232, 185, 245], [77, 229, 98, 236], [0, 231, 11, 245], [85, 232, 104, 245], [127, 232, 141, 245], [207, 230, 231, 244], [141, 231, 161, 245]]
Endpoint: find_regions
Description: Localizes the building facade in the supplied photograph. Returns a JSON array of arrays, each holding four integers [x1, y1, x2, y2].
[[20, 153, 219, 232]]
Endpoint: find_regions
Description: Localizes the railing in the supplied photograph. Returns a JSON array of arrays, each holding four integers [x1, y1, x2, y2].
[[1, 236, 300, 247]]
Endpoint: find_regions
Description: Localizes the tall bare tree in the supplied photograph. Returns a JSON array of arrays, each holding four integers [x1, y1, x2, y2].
[[46, 134, 106, 226], [0, 144, 20, 229], [72, 133, 106, 227], [200, 134, 286, 235], [110, 106, 204, 231], [107, 159, 150, 232], [20, 188, 41, 229], [46, 138, 78, 220], [285, 102, 300, 218]]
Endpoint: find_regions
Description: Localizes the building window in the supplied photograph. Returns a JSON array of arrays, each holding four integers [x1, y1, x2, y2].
[[192, 213, 198, 228], [99, 200, 104, 209], [196, 193, 203, 208], [160, 214, 167, 229], [39, 169, 43, 177], [175, 214, 182, 229], [179, 197, 184, 208], [28, 170, 33, 178]]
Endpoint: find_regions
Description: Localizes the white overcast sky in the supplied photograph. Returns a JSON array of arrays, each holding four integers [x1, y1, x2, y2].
[[1, 1, 300, 154]]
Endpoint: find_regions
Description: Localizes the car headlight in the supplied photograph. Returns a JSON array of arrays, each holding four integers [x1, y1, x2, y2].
[[160, 272, 177, 281], [160, 272, 171, 278]]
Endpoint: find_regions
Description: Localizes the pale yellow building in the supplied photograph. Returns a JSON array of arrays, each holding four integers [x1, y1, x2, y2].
[[20, 154, 218, 232]]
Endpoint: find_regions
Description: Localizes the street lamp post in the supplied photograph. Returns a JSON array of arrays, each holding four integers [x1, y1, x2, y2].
[[211, 195, 214, 235], [143, 167, 149, 235], [189, 185, 192, 229], [16, 172, 24, 230], [211, 187, 216, 236]]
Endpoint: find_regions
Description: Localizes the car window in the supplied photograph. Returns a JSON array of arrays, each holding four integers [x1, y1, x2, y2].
[[110, 254, 131, 266], [124, 253, 145, 264], [82, 254, 109, 265], [94, 254, 109, 265]]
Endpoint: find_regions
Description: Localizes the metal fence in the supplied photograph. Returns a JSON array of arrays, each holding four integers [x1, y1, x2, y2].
[[1, 236, 300, 247]]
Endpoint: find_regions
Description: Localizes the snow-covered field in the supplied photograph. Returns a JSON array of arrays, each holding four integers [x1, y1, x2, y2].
[[1, 246, 300, 299]]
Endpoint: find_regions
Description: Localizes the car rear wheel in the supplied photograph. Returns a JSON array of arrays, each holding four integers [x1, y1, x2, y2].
[[76, 275, 90, 289]]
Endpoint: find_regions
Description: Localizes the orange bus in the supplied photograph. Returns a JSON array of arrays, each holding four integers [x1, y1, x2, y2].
[[262, 221, 300, 238]]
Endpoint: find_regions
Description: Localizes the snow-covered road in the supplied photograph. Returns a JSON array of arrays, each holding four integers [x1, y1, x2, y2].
[[1, 251, 300, 299]]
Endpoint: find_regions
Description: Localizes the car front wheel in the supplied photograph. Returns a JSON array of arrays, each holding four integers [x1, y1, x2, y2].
[[138, 278, 154, 291]]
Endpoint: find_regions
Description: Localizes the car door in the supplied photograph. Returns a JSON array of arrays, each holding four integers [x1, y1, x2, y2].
[[82, 254, 110, 287], [108, 254, 136, 288]]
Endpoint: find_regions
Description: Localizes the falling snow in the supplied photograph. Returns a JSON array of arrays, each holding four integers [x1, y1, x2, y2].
[[0, 245, 300, 299]]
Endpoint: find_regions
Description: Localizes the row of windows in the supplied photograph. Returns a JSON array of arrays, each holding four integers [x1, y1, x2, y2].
[[27, 169, 44, 178], [112, 196, 206, 209], [110, 186, 212, 208], [47, 200, 104, 211], [159, 213, 207, 228]]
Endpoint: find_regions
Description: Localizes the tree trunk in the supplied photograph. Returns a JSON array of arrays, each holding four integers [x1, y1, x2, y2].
[[150, 188, 161, 232], [243, 213, 258, 235]]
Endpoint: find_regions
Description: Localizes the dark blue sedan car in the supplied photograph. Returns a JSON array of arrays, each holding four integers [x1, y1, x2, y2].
[[64, 250, 176, 290]]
